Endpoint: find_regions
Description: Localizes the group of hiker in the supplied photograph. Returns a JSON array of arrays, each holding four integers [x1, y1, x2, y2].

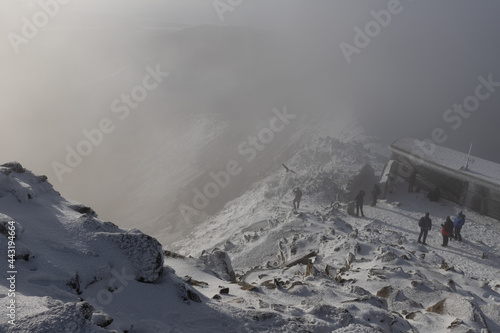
[[290, 184, 468, 247], [290, 184, 381, 218], [288, 165, 469, 247], [417, 211, 466, 246]]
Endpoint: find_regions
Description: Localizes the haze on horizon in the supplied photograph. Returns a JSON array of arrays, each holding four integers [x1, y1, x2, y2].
[[1, 0, 499, 237]]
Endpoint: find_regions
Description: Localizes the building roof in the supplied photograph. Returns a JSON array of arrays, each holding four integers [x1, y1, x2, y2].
[[390, 138, 500, 188]]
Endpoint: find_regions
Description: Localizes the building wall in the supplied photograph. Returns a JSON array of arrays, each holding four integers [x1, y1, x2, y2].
[[386, 151, 500, 221]]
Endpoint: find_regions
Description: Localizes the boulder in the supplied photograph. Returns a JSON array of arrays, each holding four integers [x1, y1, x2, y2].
[[91, 312, 113, 327], [100, 230, 164, 283], [0, 301, 105, 333], [199, 249, 236, 282]]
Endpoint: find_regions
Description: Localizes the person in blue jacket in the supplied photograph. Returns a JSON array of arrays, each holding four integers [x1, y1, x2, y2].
[[417, 212, 432, 245], [452, 211, 466, 241]]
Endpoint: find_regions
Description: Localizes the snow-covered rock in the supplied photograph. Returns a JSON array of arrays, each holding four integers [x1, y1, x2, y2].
[[199, 248, 236, 282], [0, 163, 166, 331], [4, 301, 106, 333]]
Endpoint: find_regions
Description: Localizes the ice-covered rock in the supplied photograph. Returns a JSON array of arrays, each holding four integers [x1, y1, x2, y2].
[[2, 302, 106, 333], [91, 311, 113, 327], [199, 248, 236, 282], [97, 230, 164, 283]]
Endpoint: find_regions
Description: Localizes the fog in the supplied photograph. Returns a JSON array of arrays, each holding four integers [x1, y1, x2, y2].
[[1, 0, 499, 242]]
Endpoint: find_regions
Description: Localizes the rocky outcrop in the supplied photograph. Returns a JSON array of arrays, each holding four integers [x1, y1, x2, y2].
[[3, 302, 106, 333], [199, 249, 236, 282], [99, 230, 164, 283]]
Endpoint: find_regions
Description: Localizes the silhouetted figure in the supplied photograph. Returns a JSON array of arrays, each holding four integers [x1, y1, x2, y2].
[[408, 170, 418, 193], [428, 187, 441, 202], [441, 216, 454, 247], [417, 212, 432, 245], [355, 190, 365, 217], [371, 183, 381, 207], [293, 187, 302, 210], [452, 211, 465, 241], [387, 174, 396, 193]]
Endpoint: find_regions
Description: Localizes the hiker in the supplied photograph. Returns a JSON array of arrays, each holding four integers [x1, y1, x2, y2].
[[371, 183, 381, 207], [408, 170, 417, 193], [452, 211, 465, 241], [441, 216, 454, 247], [428, 187, 441, 202], [355, 190, 365, 217], [417, 212, 432, 245], [293, 187, 302, 210]]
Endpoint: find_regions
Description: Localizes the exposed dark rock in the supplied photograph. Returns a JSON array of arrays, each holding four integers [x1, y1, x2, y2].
[[305, 259, 320, 277], [37, 175, 48, 183], [288, 281, 306, 290], [187, 289, 201, 303], [163, 250, 186, 259], [2, 162, 25, 173], [67, 273, 82, 295], [405, 311, 418, 320], [282, 251, 317, 268], [238, 281, 258, 292], [191, 279, 209, 288], [447, 318, 463, 329], [377, 286, 392, 299], [346, 252, 356, 270], [447, 279, 456, 291], [426, 299, 446, 314], [219, 287, 230, 295], [260, 280, 276, 289], [440, 260, 455, 271]]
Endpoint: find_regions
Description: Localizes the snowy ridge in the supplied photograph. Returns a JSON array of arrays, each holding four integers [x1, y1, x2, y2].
[[2, 134, 500, 332], [0, 163, 210, 332], [169, 138, 500, 332]]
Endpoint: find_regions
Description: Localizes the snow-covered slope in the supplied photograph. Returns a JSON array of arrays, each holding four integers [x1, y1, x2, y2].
[[2, 130, 500, 332], [0, 162, 230, 332], [168, 136, 500, 332]]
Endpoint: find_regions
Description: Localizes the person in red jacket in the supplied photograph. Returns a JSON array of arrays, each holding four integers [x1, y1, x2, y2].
[[441, 216, 454, 247]]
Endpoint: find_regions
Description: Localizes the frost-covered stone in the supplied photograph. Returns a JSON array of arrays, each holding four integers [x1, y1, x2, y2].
[[376, 250, 398, 262], [1, 162, 26, 173], [0, 214, 23, 237], [332, 324, 380, 332], [1, 301, 105, 333], [91, 311, 113, 327], [426, 294, 488, 330], [199, 249, 236, 282], [100, 230, 164, 283], [307, 304, 352, 328]]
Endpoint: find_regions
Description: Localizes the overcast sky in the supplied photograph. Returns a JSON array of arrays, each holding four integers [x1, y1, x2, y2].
[[1, 0, 499, 231]]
